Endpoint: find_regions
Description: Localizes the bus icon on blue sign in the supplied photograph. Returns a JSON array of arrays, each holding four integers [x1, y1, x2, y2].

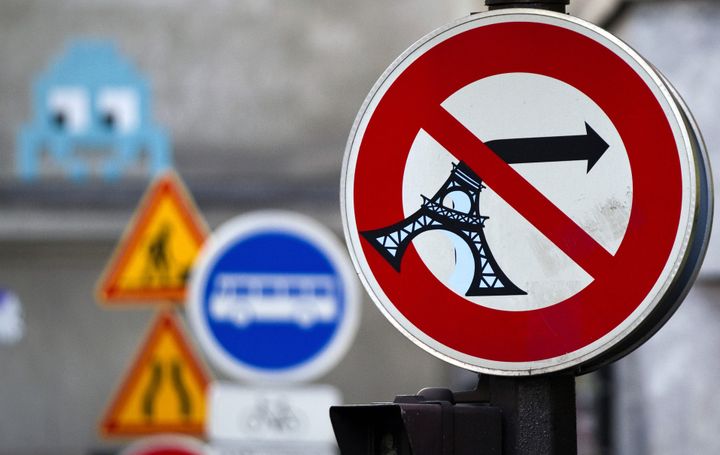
[[209, 273, 339, 328], [188, 212, 360, 384]]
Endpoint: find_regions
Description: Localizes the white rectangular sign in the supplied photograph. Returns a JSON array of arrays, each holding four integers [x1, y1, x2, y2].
[[210, 442, 336, 455], [207, 382, 341, 447]]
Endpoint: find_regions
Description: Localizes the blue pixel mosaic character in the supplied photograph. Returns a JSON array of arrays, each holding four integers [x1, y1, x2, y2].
[[17, 40, 171, 180]]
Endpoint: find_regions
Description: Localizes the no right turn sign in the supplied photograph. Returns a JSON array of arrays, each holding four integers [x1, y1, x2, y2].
[[342, 9, 712, 375]]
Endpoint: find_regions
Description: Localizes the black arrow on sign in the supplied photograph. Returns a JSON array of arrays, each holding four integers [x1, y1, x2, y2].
[[485, 123, 609, 172]]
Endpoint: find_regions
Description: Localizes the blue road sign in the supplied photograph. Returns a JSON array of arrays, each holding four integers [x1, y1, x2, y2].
[[188, 211, 360, 383]]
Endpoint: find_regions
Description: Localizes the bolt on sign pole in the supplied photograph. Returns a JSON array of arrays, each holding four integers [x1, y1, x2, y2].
[[336, 0, 713, 453]]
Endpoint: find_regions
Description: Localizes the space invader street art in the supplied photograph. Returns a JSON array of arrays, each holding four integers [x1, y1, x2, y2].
[[17, 39, 171, 180]]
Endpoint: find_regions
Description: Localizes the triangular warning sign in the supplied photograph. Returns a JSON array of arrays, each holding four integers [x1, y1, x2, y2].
[[100, 310, 211, 438], [96, 172, 208, 305]]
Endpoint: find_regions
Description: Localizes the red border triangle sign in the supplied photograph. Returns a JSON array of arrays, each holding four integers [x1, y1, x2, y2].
[[99, 310, 211, 437], [96, 172, 209, 305]]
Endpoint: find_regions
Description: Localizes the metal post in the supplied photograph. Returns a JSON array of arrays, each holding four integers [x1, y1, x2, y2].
[[485, 0, 569, 13], [478, 0, 576, 453], [478, 1, 576, 452], [479, 0, 576, 451], [479, 374, 577, 455]]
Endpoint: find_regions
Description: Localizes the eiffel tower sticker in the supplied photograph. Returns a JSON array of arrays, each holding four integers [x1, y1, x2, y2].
[[362, 125, 608, 297]]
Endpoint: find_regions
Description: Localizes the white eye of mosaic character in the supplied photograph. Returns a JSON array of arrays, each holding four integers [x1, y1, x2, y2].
[[97, 87, 140, 133], [48, 87, 89, 133]]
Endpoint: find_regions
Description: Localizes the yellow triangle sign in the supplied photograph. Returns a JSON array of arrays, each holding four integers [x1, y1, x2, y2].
[[100, 310, 211, 438], [96, 172, 208, 305]]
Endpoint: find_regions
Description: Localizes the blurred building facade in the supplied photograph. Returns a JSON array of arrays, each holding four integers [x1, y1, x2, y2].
[[0, 0, 717, 454]]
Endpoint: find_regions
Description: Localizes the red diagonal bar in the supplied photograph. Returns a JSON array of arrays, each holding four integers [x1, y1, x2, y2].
[[423, 106, 615, 279]]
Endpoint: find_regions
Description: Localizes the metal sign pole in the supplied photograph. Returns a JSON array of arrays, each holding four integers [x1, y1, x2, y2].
[[485, 0, 569, 13], [479, 2, 576, 454], [481, 374, 577, 455]]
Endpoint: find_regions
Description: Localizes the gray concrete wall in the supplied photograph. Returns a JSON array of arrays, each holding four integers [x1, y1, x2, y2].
[[611, 2, 720, 454], [0, 0, 475, 183], [0, 1, 479, 453]]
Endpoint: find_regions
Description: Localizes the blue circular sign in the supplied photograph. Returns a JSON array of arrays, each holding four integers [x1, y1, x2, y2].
[[188, 211, 360, 383]]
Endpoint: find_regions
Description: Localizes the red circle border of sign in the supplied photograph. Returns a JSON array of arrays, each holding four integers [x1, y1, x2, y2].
[[346, 12, 692, 369], [120, 435, 206, 455]]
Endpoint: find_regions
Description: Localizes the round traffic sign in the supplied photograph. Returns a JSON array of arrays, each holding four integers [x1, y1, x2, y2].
[[119, 435, 208, 455], [342, 10, 710, 375], [188, 211, 360, 383]]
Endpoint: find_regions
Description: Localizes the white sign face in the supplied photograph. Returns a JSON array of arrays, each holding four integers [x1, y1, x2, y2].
[[207, 382, 340, 447], [342, 10, 708, 375], [406, 72, 633, 312], [211, 444, 335, 455]]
